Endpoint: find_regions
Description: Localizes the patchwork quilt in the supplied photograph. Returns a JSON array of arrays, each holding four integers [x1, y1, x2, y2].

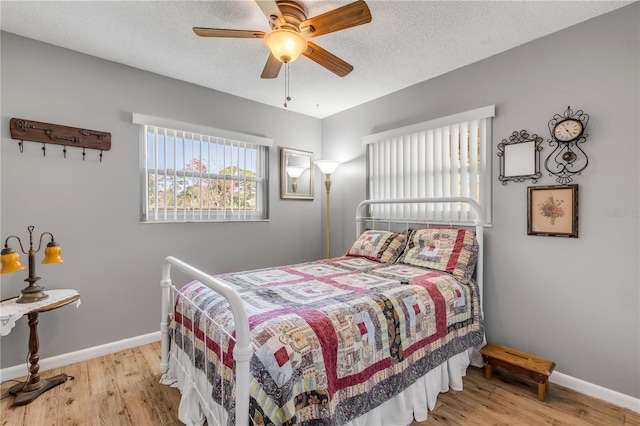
[[169, 256, 483, 426]]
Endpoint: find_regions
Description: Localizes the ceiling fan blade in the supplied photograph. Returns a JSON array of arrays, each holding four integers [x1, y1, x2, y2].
[[303, 42, 353, 77], [193, 28, 265, 38], [255, 0, 286, 27], [261, 54, 283, 79], [300, 0, 372, 38]]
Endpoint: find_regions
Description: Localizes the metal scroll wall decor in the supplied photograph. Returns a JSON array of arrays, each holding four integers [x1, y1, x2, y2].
[[9, 118, 111, 161], [497, 130, 543, 185], [544, 106, 589, 184]]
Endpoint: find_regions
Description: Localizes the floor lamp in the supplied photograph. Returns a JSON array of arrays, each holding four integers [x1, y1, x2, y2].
[[315, 160, 341, 258]]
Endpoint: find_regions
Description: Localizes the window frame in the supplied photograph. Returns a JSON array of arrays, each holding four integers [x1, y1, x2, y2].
[[133, 113, 272, 224]]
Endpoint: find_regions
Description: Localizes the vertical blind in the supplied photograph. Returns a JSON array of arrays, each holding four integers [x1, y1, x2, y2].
[[363, 106, 494, 223], [133, 114, 271, 223]]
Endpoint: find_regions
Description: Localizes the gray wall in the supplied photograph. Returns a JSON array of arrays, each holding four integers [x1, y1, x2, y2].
[[321, 4, 639, 398], [0, 32, 322, 367]]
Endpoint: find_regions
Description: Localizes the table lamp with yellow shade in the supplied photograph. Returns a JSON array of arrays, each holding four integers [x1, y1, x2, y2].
[[1, 225, 64, 303]]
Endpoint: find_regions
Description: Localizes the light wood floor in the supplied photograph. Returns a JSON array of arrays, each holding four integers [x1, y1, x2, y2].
[[1, 341, 638, 425]]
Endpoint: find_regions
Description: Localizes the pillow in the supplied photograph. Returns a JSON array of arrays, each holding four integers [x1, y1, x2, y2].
[[346, 230, 407, 263], [397, 227, 478, 283]]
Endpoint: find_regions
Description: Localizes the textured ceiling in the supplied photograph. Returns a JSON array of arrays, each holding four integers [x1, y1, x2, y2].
[[0, 1, 633, 118]]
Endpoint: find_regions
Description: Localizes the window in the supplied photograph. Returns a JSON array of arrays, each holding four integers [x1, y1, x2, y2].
[[133, 114, 271, 223], [363, 105, 494, 224]]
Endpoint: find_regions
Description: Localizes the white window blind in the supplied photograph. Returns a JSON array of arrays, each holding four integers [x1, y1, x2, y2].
[[363, 106, 494, 224], [133, 114, 271, 223]]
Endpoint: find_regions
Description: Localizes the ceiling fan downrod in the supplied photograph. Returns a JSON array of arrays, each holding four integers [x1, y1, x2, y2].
[[284, 62, 292, 108]]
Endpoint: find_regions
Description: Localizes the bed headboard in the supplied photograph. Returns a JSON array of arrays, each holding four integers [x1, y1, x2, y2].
[[355, 197, 485, 317]]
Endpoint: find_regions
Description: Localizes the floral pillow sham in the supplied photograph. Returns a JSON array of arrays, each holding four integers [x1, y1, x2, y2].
[[346, 230, 407, 263], [397, 227, 478, 283]]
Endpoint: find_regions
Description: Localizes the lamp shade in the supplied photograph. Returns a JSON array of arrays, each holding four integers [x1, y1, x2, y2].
[[0, 248, 27, 274], [286, 166, 306, 179], [315, 160, 341, 175], [42, 242, 64, 264], [264, 29, 308, 63]]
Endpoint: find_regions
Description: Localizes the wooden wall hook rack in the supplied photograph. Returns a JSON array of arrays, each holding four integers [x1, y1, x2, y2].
[[9, 118, 111, 161]]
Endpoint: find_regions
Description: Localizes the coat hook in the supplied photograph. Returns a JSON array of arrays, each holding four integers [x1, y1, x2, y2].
[[18, 141, 24, 153], [42, 143, 46, 157], [99, 150, 103, 162], [82, 147, 86, 161], [63, 146, 67, 159]]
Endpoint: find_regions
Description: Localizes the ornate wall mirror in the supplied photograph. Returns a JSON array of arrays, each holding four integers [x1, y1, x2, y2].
[[280, 148, 314, 200], [498, 130, 543, 185]]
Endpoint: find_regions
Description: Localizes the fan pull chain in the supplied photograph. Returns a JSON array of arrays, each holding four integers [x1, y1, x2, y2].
[[284, 62, 292, 108]]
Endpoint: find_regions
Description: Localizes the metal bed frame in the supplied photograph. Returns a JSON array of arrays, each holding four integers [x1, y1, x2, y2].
[[160, 197, 484, 426]]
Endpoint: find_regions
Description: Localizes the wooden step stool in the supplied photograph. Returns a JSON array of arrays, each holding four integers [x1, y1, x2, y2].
[[479, 343, 556, 401]]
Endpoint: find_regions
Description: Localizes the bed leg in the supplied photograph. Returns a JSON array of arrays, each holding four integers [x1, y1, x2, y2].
[[233, 345, 253, 426], [160, 277, 172, 372]]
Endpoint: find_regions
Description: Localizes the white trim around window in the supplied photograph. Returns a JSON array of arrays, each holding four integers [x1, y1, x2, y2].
[[132, 113, 273, 147]]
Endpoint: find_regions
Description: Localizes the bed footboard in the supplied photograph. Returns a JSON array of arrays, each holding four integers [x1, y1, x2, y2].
[[160, 256, 252, 426]]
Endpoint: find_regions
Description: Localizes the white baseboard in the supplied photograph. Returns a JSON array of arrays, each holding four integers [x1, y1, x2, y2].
[[2, 332, 638, 415], [551, 370, 640, 413], [0, 331, 160, 381]]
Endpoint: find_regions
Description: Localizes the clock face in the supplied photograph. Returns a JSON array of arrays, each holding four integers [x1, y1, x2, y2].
[[553, 119, 583, 142]]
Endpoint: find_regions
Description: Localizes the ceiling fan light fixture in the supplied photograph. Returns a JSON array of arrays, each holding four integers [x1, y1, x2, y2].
[[264, 28, 308, 63]]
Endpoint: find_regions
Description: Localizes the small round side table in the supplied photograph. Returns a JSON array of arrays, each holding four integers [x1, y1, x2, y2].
[[0, 289, 81, 406]]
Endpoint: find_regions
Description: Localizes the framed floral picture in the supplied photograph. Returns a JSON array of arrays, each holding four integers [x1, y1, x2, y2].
[[528, 184, 578, 237]]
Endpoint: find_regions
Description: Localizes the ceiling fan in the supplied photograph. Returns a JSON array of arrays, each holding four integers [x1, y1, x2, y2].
[[193, 0, 372, 79]]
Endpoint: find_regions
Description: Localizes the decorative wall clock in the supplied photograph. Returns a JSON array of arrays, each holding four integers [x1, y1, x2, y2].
[[544, 106, 589, 184]]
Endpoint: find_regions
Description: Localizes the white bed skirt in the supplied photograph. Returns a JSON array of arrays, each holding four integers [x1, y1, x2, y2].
[[161, 344, 483, 426]]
